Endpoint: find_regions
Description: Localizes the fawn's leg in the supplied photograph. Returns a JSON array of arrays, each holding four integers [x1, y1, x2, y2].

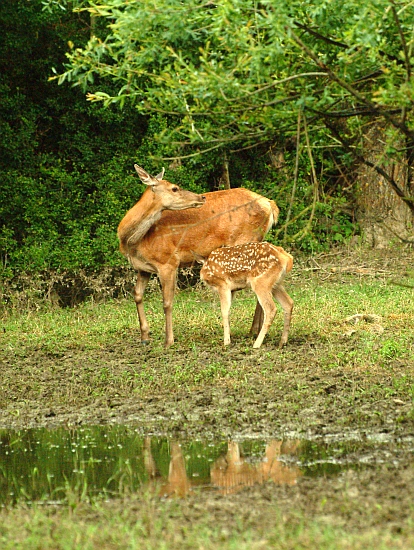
[[251, 284, 277, 349], [272, 285, 293, 348], [218, 286, 233, 345]]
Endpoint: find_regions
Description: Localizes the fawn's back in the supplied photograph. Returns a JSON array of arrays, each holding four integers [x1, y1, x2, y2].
[[200, 242, 293, 290]]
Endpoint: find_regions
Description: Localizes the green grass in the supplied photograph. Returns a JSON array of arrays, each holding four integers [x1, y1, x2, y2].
[[2, 275, 413, 369], [1, 263, 414, 549], [0, 493, 412, 550]]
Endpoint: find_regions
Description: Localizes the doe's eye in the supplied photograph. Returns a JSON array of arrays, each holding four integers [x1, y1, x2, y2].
[[171, 187, 179, 192]]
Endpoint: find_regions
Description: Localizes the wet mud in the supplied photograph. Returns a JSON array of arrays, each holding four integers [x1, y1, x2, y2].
[[1, 248, 413, 538]]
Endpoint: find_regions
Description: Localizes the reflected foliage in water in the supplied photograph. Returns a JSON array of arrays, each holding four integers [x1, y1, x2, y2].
[[0, 426, 152, 504]]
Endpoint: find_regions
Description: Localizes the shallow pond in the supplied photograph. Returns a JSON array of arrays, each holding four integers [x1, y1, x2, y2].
[[0, 425, 412, 505]]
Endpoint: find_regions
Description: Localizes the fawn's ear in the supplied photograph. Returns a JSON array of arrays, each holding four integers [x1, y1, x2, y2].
[[192, 251, 205, 264]]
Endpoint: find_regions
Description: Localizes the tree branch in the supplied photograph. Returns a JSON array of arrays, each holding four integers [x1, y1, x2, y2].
[[288, 27, 414, 141], [310, 106, 402, 119], [293, 21, 348, 48]]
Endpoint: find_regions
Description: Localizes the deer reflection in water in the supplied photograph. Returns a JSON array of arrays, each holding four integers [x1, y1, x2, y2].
[[143, 438, 301, 498], [144, 439, 192, 498], [210, 440, 301, 495]]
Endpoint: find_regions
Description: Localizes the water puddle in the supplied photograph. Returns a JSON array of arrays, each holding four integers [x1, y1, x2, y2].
[[0, 426, 411, 504]]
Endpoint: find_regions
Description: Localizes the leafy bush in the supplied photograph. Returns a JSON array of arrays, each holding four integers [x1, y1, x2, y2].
[[0, 0, 356, 291]]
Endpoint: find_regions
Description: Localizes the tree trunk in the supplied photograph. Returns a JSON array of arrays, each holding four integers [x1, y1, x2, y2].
[[356, 124, 414, 248], [219, 151, 231, 190]]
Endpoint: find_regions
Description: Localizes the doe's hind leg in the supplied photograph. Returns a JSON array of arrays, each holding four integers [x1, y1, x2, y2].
[[249, 300, 264, 336], [251, 285, 277, 349]]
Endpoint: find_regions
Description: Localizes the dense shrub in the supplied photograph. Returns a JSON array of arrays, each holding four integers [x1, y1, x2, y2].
[[0, 0, 355, 291]]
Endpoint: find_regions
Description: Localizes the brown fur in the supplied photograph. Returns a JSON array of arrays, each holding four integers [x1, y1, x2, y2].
[[118, 167, 279, 347]]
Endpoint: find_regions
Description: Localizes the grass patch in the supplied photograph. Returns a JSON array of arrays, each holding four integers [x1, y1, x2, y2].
[[1, 249, 414, 548], [0, 492, 413, 550], [3, 275, 413, 360], [1, 267, 414, 399], [1, 299, 140, 355]]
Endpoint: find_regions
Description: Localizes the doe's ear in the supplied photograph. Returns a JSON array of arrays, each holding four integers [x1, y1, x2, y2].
[[154, 167, 165, 180], [134, 164, 161, 188], [134, 165, 165, 186], [134, 164, 154, 184]]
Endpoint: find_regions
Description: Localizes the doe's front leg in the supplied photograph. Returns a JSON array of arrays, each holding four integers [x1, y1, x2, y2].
[[159, 266, 178, 348], [134, 271, 151, 344]]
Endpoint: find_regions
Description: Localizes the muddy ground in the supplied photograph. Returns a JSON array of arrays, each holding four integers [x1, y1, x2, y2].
[[1, 248, 414, 541]]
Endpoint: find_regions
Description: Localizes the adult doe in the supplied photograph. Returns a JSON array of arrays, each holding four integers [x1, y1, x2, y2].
[[118, 165, 280, 347]]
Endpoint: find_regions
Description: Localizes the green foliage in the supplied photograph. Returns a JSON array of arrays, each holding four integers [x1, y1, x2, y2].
[[54, 0, 414, 254], [1, 0, 369, 282], [0, 0, 147, 275], [60, 0, 414, 146]]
